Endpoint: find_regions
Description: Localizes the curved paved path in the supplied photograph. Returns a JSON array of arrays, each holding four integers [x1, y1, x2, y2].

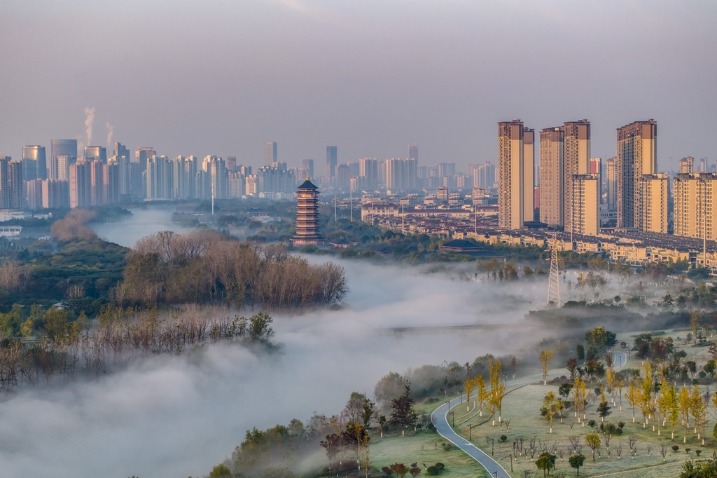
[[431, 395, 510, 478]]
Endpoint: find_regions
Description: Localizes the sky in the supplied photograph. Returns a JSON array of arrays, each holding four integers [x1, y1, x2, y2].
[[1, 0, 716, 172]]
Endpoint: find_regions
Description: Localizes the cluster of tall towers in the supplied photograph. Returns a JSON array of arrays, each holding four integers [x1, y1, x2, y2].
[[498, 119, 666, 236]]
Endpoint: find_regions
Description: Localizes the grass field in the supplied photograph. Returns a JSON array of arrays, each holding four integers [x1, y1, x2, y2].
[[440, 329, 717, 477], [311, 328, 716, 477]]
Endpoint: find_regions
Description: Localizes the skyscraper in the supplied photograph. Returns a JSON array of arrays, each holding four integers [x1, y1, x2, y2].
[[265, 141, 278, 165], [84, 146, 107, 162], [498, 120, 532, 230], [616, 120, 657, 229], [326, 146, 337, 183], [22, 145, 46, 180]]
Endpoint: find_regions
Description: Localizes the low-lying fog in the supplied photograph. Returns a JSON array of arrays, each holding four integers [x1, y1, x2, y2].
[[0, 208, 649, 478]]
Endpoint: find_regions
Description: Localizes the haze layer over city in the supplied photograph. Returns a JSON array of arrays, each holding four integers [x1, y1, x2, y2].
[[2, 1, 716, 171]]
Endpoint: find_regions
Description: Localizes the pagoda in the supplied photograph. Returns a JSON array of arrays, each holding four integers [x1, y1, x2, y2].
[[292, 178, 323, 246]]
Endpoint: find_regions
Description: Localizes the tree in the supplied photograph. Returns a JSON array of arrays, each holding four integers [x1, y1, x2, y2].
[[390, 463, 410, 478], [585, 327, 617, 352], [626, 381, 640, 423], [585, 433, 601, 461], [539, 349, 554, 385], [464, 376, 476, 412], [535, 452, 556, 477], [208, 464, 232, 478], [488, 359, 506, 423], [681, 457, 717, 477], [691, 385, 708, 444], [541, 391, 563, 433], [596, 400, 611, 422], [678, 386, 692, 443], [375, 372, 406, 412], [571, 377, 587, 421], [568, 453, 585, 476], [361, 397, 375, 429], [659, 381, 679, 439], [343, 392, 369, 425], [576, 344, 585, 361], [475, 375, 488, 416], [390, 384, 418, 435]]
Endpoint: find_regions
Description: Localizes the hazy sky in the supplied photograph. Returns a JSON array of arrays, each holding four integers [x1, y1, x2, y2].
[[2, 0, 716, 171]]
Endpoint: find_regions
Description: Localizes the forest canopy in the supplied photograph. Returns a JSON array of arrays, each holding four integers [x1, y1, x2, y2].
[[115, 230, 348, 308]]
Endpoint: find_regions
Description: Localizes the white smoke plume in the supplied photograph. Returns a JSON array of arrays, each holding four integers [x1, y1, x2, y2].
[[84, 106, 95, 147], [106, 121, 114, 149]]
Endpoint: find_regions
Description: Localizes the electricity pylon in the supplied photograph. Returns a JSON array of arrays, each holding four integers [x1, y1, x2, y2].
[[547, 233, 560, 306]]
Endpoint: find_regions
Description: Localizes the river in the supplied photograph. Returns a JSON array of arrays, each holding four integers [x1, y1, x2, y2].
[[0, 206, 547, 478]]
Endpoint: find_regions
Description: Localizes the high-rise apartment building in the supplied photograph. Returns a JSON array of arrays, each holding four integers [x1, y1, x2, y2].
[[472, 162, 496, 190], [538, 120, 590, 231], [6, 160, 24, 209], [605, 157, 617, 212], [385, 158, 417, 193], [359, 158, 378, 192], [674, 173, 717, 241], [498, 120, 532, 230], [539, 127, 564, 227], [563, 120, 590, 233], [571, 174, 600, 236], [50, 139, 77, 180], [69, 160, 91, 208], [114, 142, 130, 160], [679, 157, 694, 174], [616, 120, 657, 229], [408, 144, 418, 163], [638, 173, 668, 233], [523, 128, 535, 222]]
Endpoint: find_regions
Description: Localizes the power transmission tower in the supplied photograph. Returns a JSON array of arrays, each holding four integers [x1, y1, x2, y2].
[[547, 233, 560, 306]]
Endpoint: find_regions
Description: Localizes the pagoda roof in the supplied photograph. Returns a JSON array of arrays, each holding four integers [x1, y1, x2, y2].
[[297, 179, 318, 190]]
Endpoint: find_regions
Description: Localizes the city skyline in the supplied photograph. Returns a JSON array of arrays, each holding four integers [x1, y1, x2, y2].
[[1, 1, 716, 170]]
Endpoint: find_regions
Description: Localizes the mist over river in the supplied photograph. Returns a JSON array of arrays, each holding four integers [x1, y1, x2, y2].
[[0, 206, 551, 478]]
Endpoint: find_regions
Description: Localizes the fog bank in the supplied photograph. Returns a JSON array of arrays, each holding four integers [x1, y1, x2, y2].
[[0, 210, 642, 477]]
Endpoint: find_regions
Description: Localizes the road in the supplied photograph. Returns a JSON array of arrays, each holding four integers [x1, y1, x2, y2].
[[430, 353, 628, 478], [431, 394, 511, 478]]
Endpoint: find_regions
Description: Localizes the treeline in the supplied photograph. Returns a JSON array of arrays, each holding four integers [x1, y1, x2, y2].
[[115, 230, 348, 308], [0, 306, 275, 391]]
